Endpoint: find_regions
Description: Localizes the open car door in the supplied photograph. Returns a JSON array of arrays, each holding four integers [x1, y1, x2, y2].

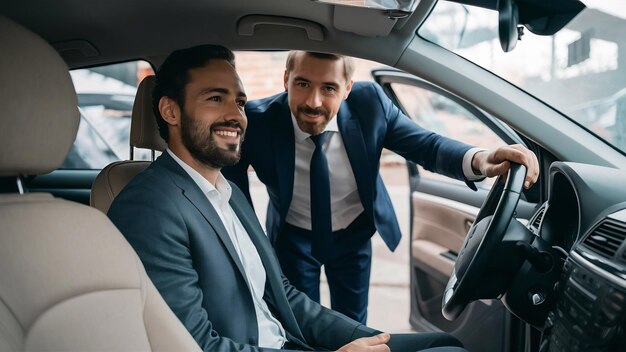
[[372, 69, 537, 352]]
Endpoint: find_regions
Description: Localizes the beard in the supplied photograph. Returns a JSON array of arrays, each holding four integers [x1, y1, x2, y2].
[[295, 105, 331, 135], [180, 110, 244, 169]]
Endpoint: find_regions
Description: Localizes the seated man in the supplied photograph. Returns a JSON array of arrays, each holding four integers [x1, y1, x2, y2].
[[108, 44, 466, 352]]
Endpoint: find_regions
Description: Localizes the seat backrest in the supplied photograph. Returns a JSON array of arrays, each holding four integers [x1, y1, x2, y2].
[[129, 75, 168, 153], [90, 75, 167, 213], [0, 15, 200, 352]]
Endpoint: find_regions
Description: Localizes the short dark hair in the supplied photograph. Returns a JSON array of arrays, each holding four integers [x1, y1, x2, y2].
[[152, 45, 235, 142], [286, 51, 355, 82]]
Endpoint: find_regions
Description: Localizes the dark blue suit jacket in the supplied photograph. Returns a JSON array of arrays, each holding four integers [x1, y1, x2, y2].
[[223, 82, 473, 252], [108, 152, 377, 351]]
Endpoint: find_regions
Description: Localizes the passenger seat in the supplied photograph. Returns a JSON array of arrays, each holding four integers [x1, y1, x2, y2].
[[0, 15, 200, 351], [90, 75, 166, 213]]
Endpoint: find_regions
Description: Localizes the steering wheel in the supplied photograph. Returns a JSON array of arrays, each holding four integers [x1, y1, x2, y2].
[[442, 162, 527, 320]]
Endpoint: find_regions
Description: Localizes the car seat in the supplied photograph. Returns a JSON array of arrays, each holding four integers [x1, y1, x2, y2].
[[90, 75, 167, 213], [0, 15, 200, 351]]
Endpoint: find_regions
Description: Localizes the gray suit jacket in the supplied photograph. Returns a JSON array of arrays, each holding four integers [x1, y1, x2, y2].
[[108, 152, 377, 351]]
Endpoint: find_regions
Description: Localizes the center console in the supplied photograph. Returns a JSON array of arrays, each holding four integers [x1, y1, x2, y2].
[[542, 251, 626, 351]]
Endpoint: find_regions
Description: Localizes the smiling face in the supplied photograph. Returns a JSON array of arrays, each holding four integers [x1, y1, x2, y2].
[[284, 52, 353, 135], [162, 59, 247, 169]]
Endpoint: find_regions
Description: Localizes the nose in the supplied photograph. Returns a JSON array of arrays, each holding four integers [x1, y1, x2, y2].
[[224, 100, 247, 127], [305, 89, 322, 108]]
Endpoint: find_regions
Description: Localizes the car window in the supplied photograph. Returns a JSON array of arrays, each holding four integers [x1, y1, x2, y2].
[[61, 60, 155, 169], [418, 0, 626, 156], [390, 82, 506, 188]]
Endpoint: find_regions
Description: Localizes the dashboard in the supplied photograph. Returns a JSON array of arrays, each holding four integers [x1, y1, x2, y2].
[[530, 162, 626, 351]]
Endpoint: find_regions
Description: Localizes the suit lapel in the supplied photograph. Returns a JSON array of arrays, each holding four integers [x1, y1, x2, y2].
[[337, 103, 374, 211], [157, 153, 311, 346], [157, 153, 250, 288], [229, 196, 307, 344], [272, 97, 296, 222]]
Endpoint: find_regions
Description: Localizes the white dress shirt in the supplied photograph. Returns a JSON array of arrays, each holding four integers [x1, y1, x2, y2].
[[167, 149, 286, 348], [285, 115, 364, 230], [285, 115, 485, 231]]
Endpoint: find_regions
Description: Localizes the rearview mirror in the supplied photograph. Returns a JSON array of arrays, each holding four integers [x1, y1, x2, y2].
[[498, 0, 521, 52]]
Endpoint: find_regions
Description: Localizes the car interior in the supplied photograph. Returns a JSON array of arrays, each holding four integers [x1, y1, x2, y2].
[[1, 0, 625, 351]]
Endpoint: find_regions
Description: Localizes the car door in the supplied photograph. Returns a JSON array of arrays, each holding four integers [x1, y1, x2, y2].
[[373, 69, 537, 352]]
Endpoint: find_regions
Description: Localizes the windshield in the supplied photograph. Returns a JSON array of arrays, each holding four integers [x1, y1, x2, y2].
[[419, 0, 626, 155]]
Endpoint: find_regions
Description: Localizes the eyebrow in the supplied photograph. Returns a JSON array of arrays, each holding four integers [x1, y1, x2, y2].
[[198, 87, 247, 99], [293, 76, 340, 89]]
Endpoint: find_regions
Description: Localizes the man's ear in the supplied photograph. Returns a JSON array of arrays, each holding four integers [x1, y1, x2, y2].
[[158, 96, 180, 126], [343, 80, 354, 100], [283, 70, 289, 91]]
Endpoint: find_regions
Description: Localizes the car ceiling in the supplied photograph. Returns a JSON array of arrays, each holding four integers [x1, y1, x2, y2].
[[0, 0, 418, 68], [0, 0, 583, 69]]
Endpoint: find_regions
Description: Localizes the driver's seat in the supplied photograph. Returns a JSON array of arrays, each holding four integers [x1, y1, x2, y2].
[[0, 15, 200, 351]]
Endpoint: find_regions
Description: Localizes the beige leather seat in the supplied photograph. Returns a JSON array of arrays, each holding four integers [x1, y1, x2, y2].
[[0, 15, 200, 352], [90, 75, 167, 213]]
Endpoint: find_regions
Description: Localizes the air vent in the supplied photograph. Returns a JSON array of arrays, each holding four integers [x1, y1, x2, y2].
[[583, 219, 626, 259], [531, 207, 545, 230]]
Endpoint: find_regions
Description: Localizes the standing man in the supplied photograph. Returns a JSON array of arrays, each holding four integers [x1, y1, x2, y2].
[[108, 45, 467, 352], [222, 51, 539, 324]]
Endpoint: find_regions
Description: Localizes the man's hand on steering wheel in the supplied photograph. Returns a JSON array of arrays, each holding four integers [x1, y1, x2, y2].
[[472, 144, 539, 189]]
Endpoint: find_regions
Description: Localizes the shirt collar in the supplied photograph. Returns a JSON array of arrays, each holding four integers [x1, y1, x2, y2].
[[166, 149, 232, 203], [290, 113, 339, 142]]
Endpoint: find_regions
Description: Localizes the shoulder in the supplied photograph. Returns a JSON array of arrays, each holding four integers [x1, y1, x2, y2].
[[346, 81, 385, 102], [242, 92, 289, 140], [111, 158, 180, 209], [245, 91, 288, 116], [343, 81, 392, 118], [108, 162, 187, 239]]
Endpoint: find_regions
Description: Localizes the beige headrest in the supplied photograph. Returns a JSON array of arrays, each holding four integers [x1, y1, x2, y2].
[[0, 16, 79, 176], [130, 75, 167, 152]]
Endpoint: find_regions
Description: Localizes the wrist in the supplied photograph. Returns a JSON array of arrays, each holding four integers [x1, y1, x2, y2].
[[471, 151, 485, 175]]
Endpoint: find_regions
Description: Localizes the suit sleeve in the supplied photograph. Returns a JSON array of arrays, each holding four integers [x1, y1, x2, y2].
[[108, 185, 287, 352], [369, 83, 474, 184], [279, 275, 380, 351]]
